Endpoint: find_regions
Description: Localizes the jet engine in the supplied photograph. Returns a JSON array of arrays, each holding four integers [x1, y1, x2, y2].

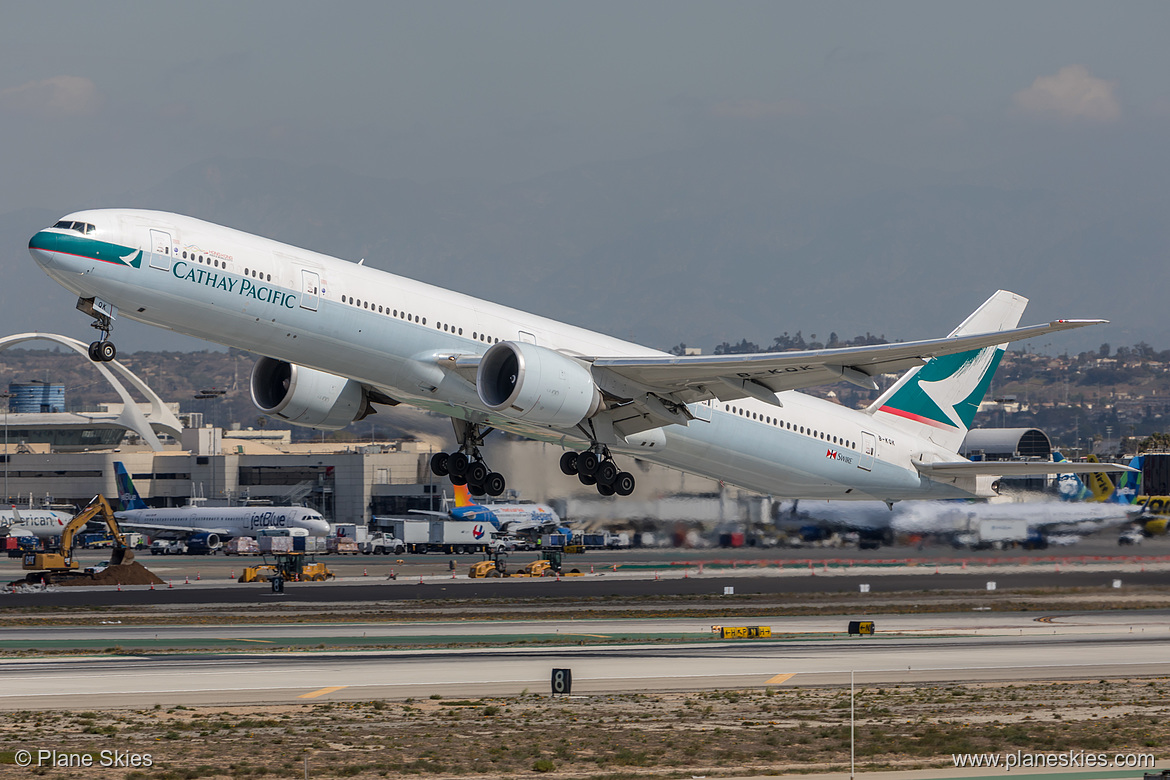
[[477, 341, 601, 427], [250, 357, 370, 430], [186, 532, 221, 553]]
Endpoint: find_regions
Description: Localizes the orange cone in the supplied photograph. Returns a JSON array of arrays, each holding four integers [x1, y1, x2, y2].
[[196, 572, 201, 581], [150, 582, 155, 590], [363, 568, 368, 577], [230, 569, 235, 579], [185, 575, 189, 584], [168, 580, 173, 589]]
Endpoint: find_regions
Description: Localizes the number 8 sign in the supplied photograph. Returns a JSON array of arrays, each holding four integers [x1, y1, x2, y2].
[[551, 668, 572, 695]]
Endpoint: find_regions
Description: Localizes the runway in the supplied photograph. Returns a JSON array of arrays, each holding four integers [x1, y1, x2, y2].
[[3, 610, 1167, 710]]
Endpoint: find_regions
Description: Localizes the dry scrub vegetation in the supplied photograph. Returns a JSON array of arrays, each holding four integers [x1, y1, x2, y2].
[[2, 678, 1168, 779]]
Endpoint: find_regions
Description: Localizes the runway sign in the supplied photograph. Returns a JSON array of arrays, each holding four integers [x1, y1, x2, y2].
[[551, 668, 572, 695], [720, 626, 772, 639], [848, 621, 875, 635]]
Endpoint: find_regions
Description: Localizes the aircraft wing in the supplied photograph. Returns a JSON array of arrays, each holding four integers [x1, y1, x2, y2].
[[407, 510, 450, 519], [444, 317, 1105, 434], [115, 518, 234, 537], [589, 319, 1102, 401], [913, 460, 1138, 477]]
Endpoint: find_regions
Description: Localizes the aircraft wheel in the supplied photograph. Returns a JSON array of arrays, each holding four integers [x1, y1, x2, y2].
[[578, 451, 601, 478], [597, 482, 616, 497], [468, 482, 486, 497], [577, 472, 596, 486], [484, 472, 506, 497], [88, 341, 103, 361], [448, 452, 470, 478], [467, 461, 489, 485], [596, 460, 619, 487], [98, 341, 117, 362], [559, 451, 579, 476], [450, 473, 468, 486], [614, 472, 636, 497], [430, 452, 450, 477]]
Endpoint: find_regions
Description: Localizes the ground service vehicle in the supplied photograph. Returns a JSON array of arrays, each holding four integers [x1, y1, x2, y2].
[[361, 532, 406, 555], [22, 495, 134, 583], [238, 553, 333, 583]]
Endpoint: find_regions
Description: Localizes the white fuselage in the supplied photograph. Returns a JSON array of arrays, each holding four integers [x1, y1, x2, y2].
[[1, 509, 73, 538], [117, 506, 331, 538], [30, 209, 974, 502]]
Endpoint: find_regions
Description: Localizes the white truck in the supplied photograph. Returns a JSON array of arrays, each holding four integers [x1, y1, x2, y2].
[[333, 523, 369, 544], [361, 532, 406, 555], [428, 520, 495, 555], [953, 519, 1032, 550], [379, 519, 431, 554]]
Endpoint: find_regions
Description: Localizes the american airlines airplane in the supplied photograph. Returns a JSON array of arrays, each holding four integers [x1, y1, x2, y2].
[[0, 506, 73, 539], [28, 210, 1131, 503], [113, 462, 329, 550]]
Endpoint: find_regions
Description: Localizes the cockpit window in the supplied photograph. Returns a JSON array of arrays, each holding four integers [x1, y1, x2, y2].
[[52, 220, 95, 234]]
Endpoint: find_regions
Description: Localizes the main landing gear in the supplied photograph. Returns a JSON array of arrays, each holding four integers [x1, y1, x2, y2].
[[429, 421, 507, 497], [559, 448, 635, 497]]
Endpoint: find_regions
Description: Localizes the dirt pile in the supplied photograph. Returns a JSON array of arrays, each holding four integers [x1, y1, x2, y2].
[[57, 562, 165, 586]]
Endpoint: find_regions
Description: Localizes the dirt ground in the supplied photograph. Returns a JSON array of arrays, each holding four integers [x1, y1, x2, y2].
[[1, 677, 1168, 779]]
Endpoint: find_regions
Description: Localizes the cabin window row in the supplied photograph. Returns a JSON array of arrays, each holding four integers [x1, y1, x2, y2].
[[723, 404, 856, 450], [339, 297, 506, 344]]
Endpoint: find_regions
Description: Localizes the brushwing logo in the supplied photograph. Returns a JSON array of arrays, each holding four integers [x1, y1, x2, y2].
[[880, 347, 1003, 431], [473, 524, 486, 540]]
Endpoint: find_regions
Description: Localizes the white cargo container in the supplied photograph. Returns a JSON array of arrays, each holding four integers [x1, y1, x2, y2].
[[333, 523, 369, 544], [383, 519, 431, 554], [428, 520, 492, 554]]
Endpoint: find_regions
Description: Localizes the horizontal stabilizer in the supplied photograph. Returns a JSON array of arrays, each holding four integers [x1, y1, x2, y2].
[[913, 460, 1138, 477]]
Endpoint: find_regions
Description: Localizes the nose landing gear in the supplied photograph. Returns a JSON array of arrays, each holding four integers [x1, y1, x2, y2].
[[78, 297, 117, 363]]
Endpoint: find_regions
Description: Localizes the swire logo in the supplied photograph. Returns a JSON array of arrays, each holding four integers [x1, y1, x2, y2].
[[826, 449, 854, 465]]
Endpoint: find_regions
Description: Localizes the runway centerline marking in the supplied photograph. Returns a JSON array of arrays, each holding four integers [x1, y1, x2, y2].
[[765, 673, 796, 685], [299, 686, 349, 699]]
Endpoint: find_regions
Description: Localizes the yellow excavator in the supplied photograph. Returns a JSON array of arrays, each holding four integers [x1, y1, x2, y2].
[[22, 495, 134, 583]]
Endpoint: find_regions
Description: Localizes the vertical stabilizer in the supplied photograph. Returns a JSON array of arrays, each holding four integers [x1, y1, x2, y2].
[[113, 461, 148, 510], [452, 483, 473, 508], [866, 290, 1027, 453]]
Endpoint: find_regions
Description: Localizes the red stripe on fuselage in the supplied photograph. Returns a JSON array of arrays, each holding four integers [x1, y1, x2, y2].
[[876, 405, 956, 429]]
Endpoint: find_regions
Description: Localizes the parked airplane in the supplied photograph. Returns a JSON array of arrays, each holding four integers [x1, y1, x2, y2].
[[112, 462, 330, 550], [412, 484, 563, 538], [29, 211, 1134, 502], [0, 506, 73, 539], [778, 493, 1135, 549]]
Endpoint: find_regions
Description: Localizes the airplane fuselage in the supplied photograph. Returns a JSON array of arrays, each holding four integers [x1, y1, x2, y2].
[[31, 210, 985, 501], [116, 505, 330, 538]]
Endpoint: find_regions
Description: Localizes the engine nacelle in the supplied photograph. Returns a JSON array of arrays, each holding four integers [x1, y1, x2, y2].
[[477, 341, 601, 427], [186, 532, 221, 554], [250, 357, 369, 430]]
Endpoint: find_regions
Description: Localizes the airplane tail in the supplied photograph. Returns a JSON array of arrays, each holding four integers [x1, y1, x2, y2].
[[452, 483, 473, 508], [113, 462, 148, 510], [1111, 455, 1143, 503], [866, 290, 1026, 453], [1052, 453, 1093, 502]]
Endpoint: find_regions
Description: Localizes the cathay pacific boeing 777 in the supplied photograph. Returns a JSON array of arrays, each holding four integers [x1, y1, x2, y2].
[[29, 210, 1132, 501]]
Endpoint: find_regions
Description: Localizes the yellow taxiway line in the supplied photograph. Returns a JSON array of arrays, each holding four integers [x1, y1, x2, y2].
[[298, 686, 349, 699]]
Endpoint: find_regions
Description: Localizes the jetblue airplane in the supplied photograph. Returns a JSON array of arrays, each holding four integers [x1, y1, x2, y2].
[[113, 462, 330, 550], [29, 210, 1132, 503]]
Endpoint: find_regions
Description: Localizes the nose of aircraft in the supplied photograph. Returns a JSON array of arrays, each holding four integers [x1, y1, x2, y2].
[[28, 231, 58, 270]]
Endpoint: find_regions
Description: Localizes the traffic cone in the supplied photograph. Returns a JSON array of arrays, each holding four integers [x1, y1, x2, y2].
[[654, 571, 659, 581], [185, 575, 189, 584], [149, 582, 155, 590], [934, 565, 940, 575], [196, 572, 201, 581], [117, 584, 121, 592], [230, 569, 235, 579], [419, 576, 423, 584], [168, 580, 173, 589], [590, 565, 594, 574], [363, 568, 368, 577]]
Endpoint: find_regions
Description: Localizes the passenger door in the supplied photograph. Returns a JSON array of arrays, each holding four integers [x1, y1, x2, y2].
[[300, 269, 320, 311], [859, 432, 877, 472], [148, 229, 173, 271]]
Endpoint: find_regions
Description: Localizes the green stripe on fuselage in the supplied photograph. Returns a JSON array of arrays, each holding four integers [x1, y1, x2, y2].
[[29, 231, 141, 268]]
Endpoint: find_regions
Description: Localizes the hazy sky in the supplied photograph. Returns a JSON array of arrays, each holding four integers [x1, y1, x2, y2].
[[2, 2, 1169, 357], [4, 1, 1168, 214]]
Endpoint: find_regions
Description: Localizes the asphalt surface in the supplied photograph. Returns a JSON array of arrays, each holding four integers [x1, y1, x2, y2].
[[2, 610, 1167, 709], [4, 568, 1169, 607]]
